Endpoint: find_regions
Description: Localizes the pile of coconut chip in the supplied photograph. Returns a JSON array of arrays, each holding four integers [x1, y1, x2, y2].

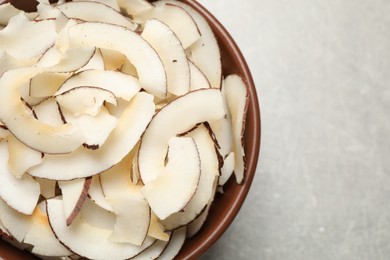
[[0, 0, 249, 259]]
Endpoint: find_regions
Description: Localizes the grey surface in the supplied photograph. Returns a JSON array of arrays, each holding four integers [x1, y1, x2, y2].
[[197, 0, 390, 260]]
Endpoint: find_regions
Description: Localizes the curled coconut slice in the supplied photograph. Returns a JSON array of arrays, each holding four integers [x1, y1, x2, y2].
[[55, 69, 141, 102], [47, 198, 156, 260], [0, 140, 40, 215], [134, 1, 200, 49], [224, 74, 249, 184], [138, 88, 224, 184], [164, 0, 222, 88], [66, 22, 166, 98], [28, 92, 155, 180], [117, 0, 153, 17], [141, 137, 201, 220], [56, 1, 137, 31], [0, 13, 57, 59], [0, 68, 85, 154], [55, 86, 117, 117], [141, 19, 190, 96]]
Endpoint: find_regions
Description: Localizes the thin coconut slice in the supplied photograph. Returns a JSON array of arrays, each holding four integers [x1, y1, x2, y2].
[[0, 68, 86, 154], [121, 59, 138, 77], [66, 22, 166, 98], [56, 1, 137, 31], [23, 202, 71, 257], [29, 72, 70, 98], [35, 178, 57, 199], [0, 3, 23, 26], [36, 46, 96, 73], [208, 81, 233, 158], [88, 175, 113, 212], [219, 151, 235, 186], [158, 226, 187, 260], [134, 2, 200, 49], [148, 212, 170, 241], [107, 195, 151, 246], [187, 175, 219, 238], [29, 92, 155, 180], [7, 134, 42, 179], [0, 219, 10, 237], [165, 0, 222, 89], [0, 140, 40, 215], [224, 74, 249, 184], [132, 238, 170, 260], [117, 0, 153, 17], [61, 106, 118, 150], [78, 48, 105, 72], [0, 199, 33, 242], [56, 86, 117, 117], [0, 13, 57, 59], [79, 197, 115, 231], [72, 0, 121, 11], [0, 51, 39, 77], [141, 137, 201, 220], [162, 125, 219, 230], [32, 98, 64, 126], [138, 88, 224, 184], [47, 198, 156, 260], [100, 49, 127, 71], [36, 1, 62, 20], [99, 145, 137, 196], [142, 19, 190, 96], [189, 60, 211, 91], [55, 69, 141, 102], [58, 178, 92, 226]]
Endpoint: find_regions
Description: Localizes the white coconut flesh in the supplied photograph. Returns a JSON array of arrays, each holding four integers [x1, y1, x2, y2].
[[132, 238, 170, 260], [0, 198, 33, 242], [28, 92, 155, 180], [161, 125, 219, 230], [164, 0, 222, 89], [107, 195, 151, 246], [141, 137, 201, 220], [72, 0, 121, 12], [7, 134, 42, 179], [148, 212, 170, 242], [46, 198, 156, 260], [224, 74, 249, 184], [158, 226, 187, 260], [35, 178, 57, 199], [219, 151, 235, 186], [138, 88, 224, 184], [32, 98, 64, 126], [0, 68, 86, 154], [79, 197, 116, 231], [56, 1, 138, 31], [0, 140, 40, 215], [66, 22, 167, 98], [141, 19, 190, 96], [0, 13, 57, 59], [189, 60, 211, 91], [58, 178, 92, 226], [23, 203, 71, 257], [55, 69, 141, 102], [117, 0, 153, 17], [0, 51, 39, 77], [36, 46, 96, 73], [0, 3, 24, 26], [134, 2, 200, 49], [29, 72, 70, 98], [56, 86, 117, 117], [88, 175, 114, 212]]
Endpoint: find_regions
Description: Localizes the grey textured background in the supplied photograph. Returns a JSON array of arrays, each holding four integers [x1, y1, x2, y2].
[[198, 0, 390, 259]]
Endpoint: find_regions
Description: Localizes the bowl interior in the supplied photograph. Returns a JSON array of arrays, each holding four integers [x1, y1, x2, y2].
[[0, 1, 261, 259]]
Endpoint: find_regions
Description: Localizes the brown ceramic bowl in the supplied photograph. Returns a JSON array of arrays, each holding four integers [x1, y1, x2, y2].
[[0, 0, 261, 259]]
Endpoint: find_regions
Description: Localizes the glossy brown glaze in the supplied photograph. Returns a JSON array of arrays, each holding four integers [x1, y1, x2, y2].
[[0, 0, 261, 259]]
